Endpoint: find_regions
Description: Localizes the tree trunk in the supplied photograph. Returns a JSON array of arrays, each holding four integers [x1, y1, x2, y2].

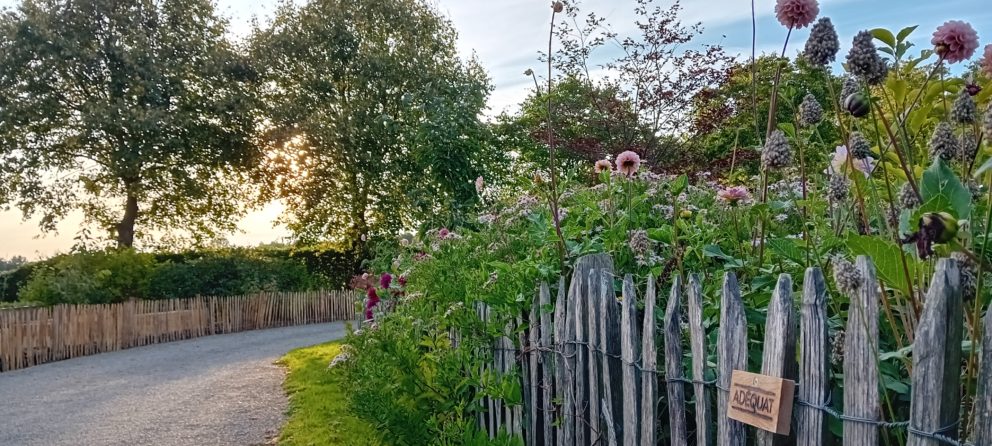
[[116, 192, 138, 248]]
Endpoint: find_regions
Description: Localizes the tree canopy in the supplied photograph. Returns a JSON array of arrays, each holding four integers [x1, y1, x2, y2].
[[0, 0, 262, 248], [251, 0, 500, 246]]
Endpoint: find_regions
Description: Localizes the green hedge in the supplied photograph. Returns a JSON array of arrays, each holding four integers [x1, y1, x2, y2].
[[4, 245, 363, 305]]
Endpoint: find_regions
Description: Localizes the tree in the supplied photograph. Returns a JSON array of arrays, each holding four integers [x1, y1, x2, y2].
[[251, 0, 498, 245], [0, 0, 262, 248]]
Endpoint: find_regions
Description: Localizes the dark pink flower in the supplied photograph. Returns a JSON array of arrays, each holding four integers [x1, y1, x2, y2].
[[615, 151, 641, 177], [438, 228, 450, 239], [398, 275, 407, 287], [380, 273, 392, 289], [981, 44, 992, 77], [775, 0, 819, 29], [931, 21, 980, 64]]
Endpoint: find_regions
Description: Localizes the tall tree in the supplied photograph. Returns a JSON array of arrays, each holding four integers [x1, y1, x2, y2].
[[251, 0, 497, 246], [0, 0, 261, 248]]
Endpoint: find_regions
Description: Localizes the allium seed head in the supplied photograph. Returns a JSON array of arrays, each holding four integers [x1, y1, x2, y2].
[[951, 89, 977, 124], [552, 1, 564, 13], [931, 21, 980, 64], [898, 182, 921, 209], [958, 132, 978, 165], [832, 256, 863, 297], [847, 31, 889, 85], [828, 174, 849, 201], [950, 252, 978, 301], [986, 104, 992, 139], [929, 122, 958, 161], [799, 94, 823, 126], [803, 18, 840, 66], [840, 77, 860, 102], [762, 130, 793, 170], [849, 132, 872, 160]]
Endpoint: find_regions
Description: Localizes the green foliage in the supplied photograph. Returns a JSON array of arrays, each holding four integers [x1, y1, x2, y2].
[[250, 0, 503, 245], [0, 0, 263, 247], [277, 342, 383, 446], [20, 249, 155, 304]]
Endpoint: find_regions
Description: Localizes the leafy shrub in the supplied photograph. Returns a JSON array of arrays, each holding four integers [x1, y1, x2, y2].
[[146, 253, 315, 299], [19, 249, 155, 304]]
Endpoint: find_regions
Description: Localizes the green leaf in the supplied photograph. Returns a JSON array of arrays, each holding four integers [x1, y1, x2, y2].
[[702, 245, 734, 261], [896, 25, 918, 42], [767, 237, 806, 265], [647, 226, 673, 243], [871, 28, 897, 48], [671, 174, 688, 196], [886, 77, 908, 104], [777, 122, 796, 138], [920, 158, 971, 219], [973, 157, 992, 178], [846, 234, 919, 296]]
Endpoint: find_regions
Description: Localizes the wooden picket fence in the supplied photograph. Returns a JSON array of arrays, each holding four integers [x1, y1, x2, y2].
[[475, 253, 992, 446], [0, 290, 359, 372]]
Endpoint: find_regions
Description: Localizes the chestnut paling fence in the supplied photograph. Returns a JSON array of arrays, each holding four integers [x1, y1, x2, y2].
[[473, 253, 992, 446], [0, 290, 360, 372]]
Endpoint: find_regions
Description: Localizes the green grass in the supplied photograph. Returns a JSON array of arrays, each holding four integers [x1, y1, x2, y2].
[[277, 341, 382, 446]]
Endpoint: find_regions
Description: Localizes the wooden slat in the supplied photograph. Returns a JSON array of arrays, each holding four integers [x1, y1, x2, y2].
[[599, 270, 621, 443], [528, 294, 540, 446], [843, 256, 880, 445], [974, 304, 992, 445], [757, 273, 797, 446], [717, 272, 748, 446], [640, 274, 658, 446], [687, 274, 711, 446], [587, 269, 602, 444], [620, 275, 641, 446], [553, 277, 568, 446], [797, 267, 828, 446], [908, 258, 964, 446], [664, 275, 687, 446], [571, 266, 588, 446]]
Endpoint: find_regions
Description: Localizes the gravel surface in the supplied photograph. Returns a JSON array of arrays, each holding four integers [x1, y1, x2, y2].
[[0, 322, 346, 446]]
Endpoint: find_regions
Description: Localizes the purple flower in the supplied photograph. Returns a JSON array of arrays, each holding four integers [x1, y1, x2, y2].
[[380, 273, 392, 289], [931, 21, 980, 64], [775, 0, 819, 29]]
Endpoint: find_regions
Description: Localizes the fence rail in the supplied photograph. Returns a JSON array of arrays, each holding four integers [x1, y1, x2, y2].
[[475, 254, 991, 446], [0, 290, 359, 372]]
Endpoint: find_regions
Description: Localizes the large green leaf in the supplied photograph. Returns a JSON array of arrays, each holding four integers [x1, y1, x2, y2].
[[846, 234, 919, 296], [767, 237, 806, 266], [871, 28, 896, 48], [920, 158, 971, 219]]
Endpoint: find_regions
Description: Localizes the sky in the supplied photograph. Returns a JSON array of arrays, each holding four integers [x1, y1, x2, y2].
[[1, 0, 990, 258]]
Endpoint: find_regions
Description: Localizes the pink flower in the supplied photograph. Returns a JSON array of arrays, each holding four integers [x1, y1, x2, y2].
[[438, 228, 450, 239], [826, 146, 875, 178], [981, 44, 992, 77], [398, 275, 407, 287], [615, 151, 641, 177], [717, 186, 751, 205], [475, 176, 485, 193], [380, 273, 392, 289], [594, 159, 613, 174], [931, 21, 980, 64], [775, 0, 819, 29]]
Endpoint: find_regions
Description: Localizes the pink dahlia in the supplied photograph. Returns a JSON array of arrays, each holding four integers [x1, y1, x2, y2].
[[475, 176, 485, 193], [594, 159, 613, 174], [775, 0, 819, 29], [615, 151, 641, 177], [931, 21, 980, 64], [981, 44, 992, 77], [437, 228, 450, 239], [380, 273, 392, 289], [717, 186, 751, 205]]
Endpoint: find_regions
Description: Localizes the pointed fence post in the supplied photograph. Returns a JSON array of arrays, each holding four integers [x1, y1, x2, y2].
[[528, 295, 540, 446], [664, 275, 687, 446], [621, 275, 641, 446], [843, 256, 880, 446], [717, 272, 748, 446], [756, 273, 797, 446], [908, 258, 964, 446], [641, 275, 658, 446], [601, 271, 624, 438], [569, 268, 588, 446], [973, 303, 992, 445], [553, 277, 570, 446], [587, 270, 602, 444], [687, 274, 711, 446], [797, 267, 828, 446]]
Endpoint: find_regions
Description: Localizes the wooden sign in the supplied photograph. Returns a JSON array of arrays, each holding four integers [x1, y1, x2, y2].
[[726, 370, 795, 435]]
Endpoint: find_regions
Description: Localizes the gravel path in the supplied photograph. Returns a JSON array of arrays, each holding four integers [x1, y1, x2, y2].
[[0, 322, 346, 446]]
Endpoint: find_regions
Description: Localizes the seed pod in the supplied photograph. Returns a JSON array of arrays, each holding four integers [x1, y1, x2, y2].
[[552, 1, 564, 13], [844, 93, 870, 118]]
